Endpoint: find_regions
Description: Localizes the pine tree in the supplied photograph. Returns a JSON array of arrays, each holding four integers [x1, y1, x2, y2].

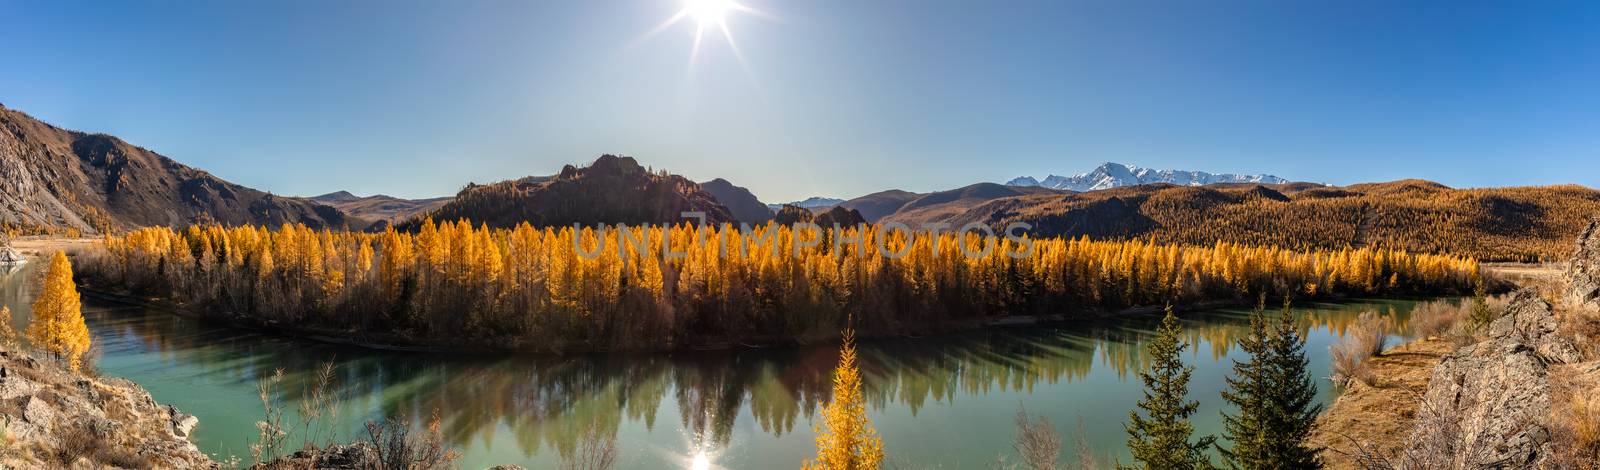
[[1260, 299, 1323, 468], [27, 251, 92, 370], [1218, 296, 1271, 468], [1125, 307, 1215, 470], [804, 328, 884, 470], [1217, 297, 1323, 469]]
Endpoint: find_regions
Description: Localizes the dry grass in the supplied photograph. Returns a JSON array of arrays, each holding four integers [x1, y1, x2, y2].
[[1308, 339, 1454, 469], [1405, 300, 1459, 339], [1330, 311, 1390, 387], [1548, 363, 1600, 469]]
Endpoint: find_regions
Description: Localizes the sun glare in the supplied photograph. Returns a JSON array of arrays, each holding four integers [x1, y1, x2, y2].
[[685, 0, 733, 26], [690, 451, 712, 470], [639, 0, 765, 68]]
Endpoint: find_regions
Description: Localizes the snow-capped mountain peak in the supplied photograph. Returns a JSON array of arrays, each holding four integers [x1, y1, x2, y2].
[[1009, 163, 1287, 191]]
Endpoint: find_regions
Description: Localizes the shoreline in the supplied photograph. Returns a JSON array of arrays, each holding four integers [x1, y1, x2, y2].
[[78, 283, 1327, 356], [1307, 337, 1454, 469]]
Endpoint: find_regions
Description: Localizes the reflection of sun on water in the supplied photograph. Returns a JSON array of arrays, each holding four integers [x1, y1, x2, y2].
[[690, 451, 711, 470]]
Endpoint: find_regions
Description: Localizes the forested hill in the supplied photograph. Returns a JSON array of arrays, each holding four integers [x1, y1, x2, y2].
[[902, 180, 1600, 262], [405, 154, 735, 229], [0, 104, 357, 234]]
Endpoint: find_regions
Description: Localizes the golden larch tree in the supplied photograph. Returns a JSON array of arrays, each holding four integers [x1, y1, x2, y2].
[[803, 328, 884, 470], [28, 251, 92, 370]]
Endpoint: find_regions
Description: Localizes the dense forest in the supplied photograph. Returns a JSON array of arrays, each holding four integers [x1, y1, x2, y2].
[[901, 180, 1600, 262], [80, 221, 1478, 352]]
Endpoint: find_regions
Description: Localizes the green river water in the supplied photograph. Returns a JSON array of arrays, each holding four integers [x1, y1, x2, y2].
[[0, 261, 1444, 469]]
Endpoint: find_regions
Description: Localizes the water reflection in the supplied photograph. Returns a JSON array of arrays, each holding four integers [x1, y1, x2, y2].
[[0, 262, 1442, 468]]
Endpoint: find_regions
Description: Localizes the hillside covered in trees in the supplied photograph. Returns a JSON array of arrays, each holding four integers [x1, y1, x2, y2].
[[403, 155, 734, 230], [82, 221, 1479, 352], [883, 180, 1600, 262]]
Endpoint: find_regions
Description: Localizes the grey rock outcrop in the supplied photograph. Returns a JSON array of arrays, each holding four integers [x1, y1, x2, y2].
[[0, 347, 216, 468], [1565, 219, 1600, 311], [1401, 289, 1577, 469]]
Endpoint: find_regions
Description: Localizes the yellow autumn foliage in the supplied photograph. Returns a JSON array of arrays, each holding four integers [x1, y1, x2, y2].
[[803, 328, 884, 470], [83, 221, 1480, 350], [27, 251, 91, 370]]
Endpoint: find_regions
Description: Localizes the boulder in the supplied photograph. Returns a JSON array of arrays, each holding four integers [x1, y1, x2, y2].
[[0, 376, 39, 399], [1401, 288, 1578, 468], [1488, 290, 1583, 364], [168, 404, 199, 437], [22, 395, 54, 425]]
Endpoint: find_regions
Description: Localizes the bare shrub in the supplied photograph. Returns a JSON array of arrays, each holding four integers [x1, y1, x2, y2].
[[1008, 405, 1061, 470], [48, 422, 99, 467], [363, 408, 458, 470], [559, 424, 618, 470], [1330, 311, 1388, 387], [1405, 300, 1458, 339]]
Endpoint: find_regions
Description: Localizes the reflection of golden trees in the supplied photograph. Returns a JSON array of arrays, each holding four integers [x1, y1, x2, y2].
[[81, 297, 1428, 461], [87, 222, 1479, 352]]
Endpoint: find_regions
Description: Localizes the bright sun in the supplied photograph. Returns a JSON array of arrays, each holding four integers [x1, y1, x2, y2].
[[685, 0, 733, 26], [641, 0, 765, 65]]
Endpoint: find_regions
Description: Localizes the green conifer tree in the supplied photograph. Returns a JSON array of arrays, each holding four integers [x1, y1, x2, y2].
[[1125, 307, 1215, 470], [1218, 296, 1272, 468], [1217, 297, 1323, 469], [1260, 298, 1323, 468]]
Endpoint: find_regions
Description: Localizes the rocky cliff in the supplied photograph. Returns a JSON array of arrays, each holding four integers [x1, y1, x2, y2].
[[1400, 290, 1578, 468], [0, 346, 216, 469], [1564, 219, 1600, 311]]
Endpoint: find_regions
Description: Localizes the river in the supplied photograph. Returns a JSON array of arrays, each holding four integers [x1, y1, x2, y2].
[[0, 261, 1444, 469]]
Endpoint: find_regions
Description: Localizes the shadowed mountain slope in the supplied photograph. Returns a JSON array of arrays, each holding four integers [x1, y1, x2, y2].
[[0, 104, 356, 233], [700, 178, 773, 224]]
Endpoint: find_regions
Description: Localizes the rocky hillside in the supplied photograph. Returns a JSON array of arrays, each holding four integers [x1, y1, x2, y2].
[[308, 191, 451, 224], [884, 180, 1600, 262], [0, 104, 356, 234], [408, 155, 734, 229], [699, 178, 772, 224], [1399, 290, 1582, 467], [0, 346, 216, 469]]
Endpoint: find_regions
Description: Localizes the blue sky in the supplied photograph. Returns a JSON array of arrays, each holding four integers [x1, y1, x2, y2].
[[3, 0, 1598, 202]]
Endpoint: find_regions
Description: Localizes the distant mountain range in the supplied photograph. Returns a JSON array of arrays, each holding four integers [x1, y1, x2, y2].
[[766, 197, 844, 212], [308, 191, 451, 224], [1008, 162, 1288, 191], [6, 101, 1600, 261]]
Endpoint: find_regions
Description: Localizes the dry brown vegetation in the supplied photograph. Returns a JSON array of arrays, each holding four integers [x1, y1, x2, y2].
[[1329, 310, 1391, 387]]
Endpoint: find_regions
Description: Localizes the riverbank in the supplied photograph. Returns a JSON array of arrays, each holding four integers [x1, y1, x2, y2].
[[0, 345, 217, 469], [1308, 338, 1454, 469]]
